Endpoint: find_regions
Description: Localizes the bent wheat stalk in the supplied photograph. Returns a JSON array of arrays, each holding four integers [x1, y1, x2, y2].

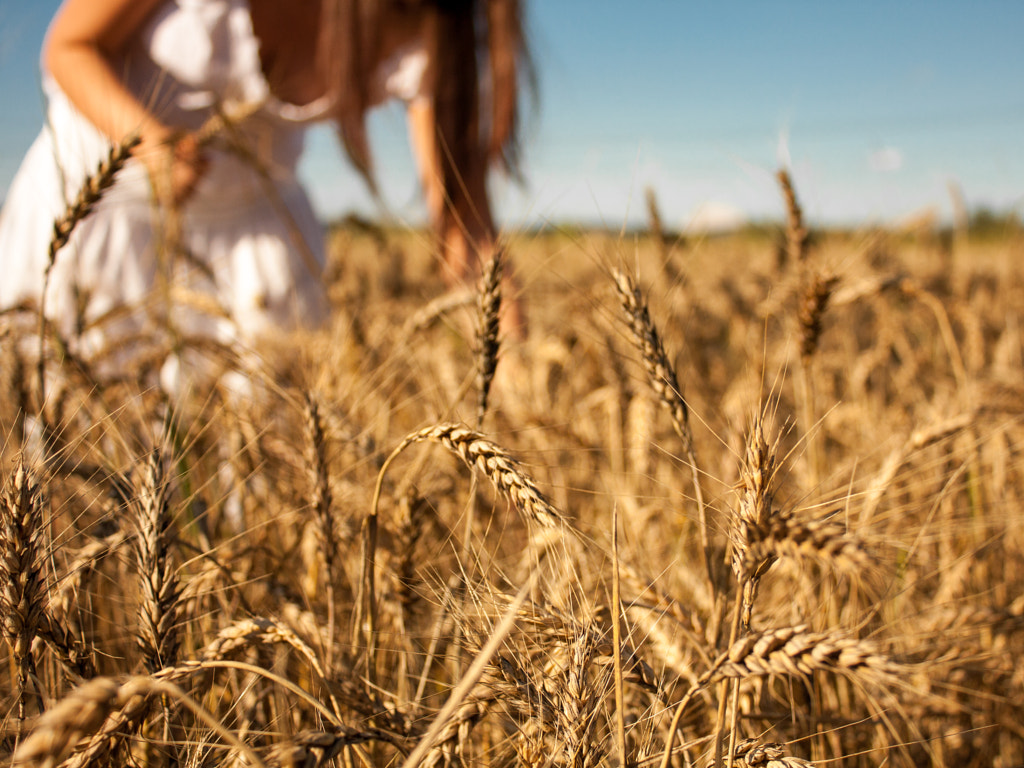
[[356, 423, 567, 682]]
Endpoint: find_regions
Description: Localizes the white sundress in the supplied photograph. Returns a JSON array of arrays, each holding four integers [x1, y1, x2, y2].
[[0, 0, 428, 386]]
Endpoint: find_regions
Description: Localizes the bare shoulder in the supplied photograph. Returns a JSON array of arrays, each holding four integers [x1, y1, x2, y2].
[[47, 0, 170, 55]]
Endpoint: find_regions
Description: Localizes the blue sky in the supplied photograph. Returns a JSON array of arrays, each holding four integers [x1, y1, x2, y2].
[[2, 1, 1022, 229]]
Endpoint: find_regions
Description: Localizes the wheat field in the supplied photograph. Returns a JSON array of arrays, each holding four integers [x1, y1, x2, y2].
[[1, 171, 1023, 767]]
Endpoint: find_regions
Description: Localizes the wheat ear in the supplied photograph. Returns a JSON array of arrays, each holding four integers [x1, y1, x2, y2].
[[613, 268, 714, 593], [660, 626, 896, 768], [732, 416, 779, 628], [0, 460, 47, 721], [798, 274, 838, 360], [476, 248, 504, 426], [133, 449, 181, 673], [47, 135, 141, 264], [777, 168, 808, 268], [796, 273, 838, 487], [37, 134, 140, 406], [380, 424, 565, 529]]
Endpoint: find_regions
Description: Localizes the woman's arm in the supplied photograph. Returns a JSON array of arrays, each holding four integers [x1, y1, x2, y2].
[[45, 0, 206, 204]]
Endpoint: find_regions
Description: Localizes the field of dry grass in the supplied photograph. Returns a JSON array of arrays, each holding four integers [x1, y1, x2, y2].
[[2, 176, 1023, 767]]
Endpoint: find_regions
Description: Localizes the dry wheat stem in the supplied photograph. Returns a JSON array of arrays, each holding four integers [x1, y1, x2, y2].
[[187, 658, 342, 727], [402, 287, 477, 335]]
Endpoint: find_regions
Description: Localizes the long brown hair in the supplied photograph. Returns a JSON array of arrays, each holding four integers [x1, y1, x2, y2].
[[319, 0, 532, 223]]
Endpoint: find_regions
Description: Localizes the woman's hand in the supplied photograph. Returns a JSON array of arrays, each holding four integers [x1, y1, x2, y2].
[[136, 129, 209, 207]]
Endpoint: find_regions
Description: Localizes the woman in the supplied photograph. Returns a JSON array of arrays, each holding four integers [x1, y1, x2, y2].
[[0, 0, 528, 385]]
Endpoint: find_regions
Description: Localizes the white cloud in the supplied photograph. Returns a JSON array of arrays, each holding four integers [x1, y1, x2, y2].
[[686, 201, 747, 234], [869, 147, 904, 173]]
